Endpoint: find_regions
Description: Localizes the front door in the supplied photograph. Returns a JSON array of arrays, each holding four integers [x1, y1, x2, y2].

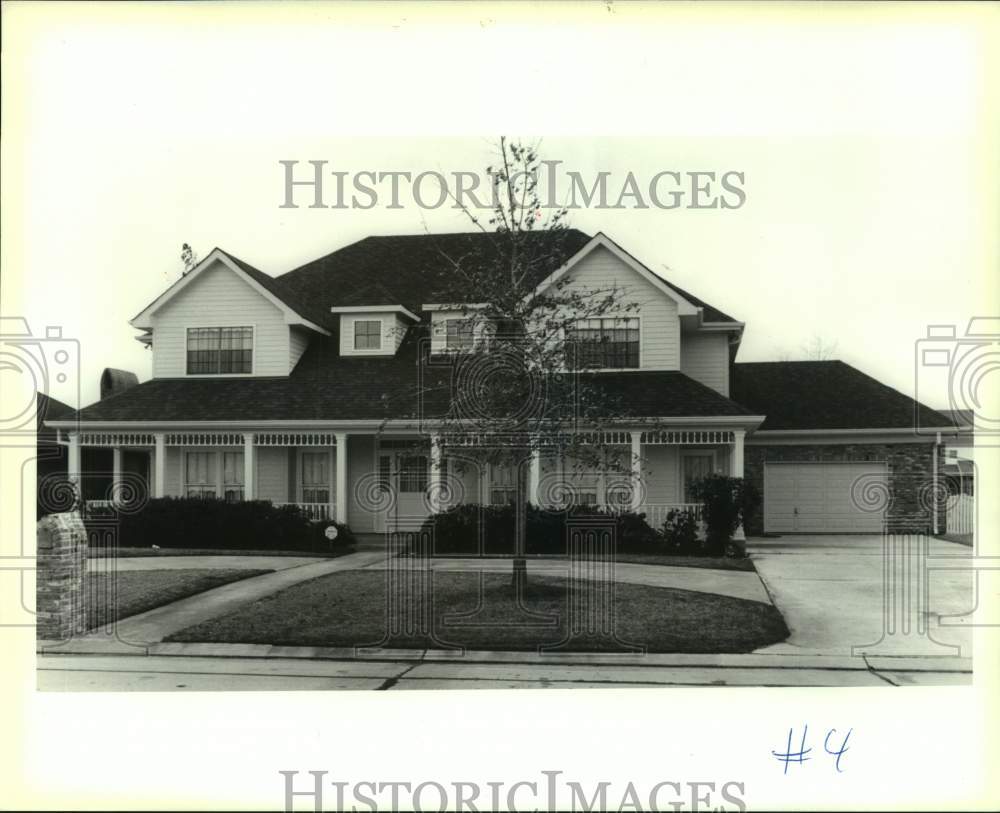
[[375, 451, 431, 531]]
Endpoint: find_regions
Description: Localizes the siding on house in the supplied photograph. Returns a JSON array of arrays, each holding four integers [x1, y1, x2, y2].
[[347, 434, 377, 531], [255, 447, 288, 503], [680, 331, 731, 396], [289, 326, 311, 370], [151, 259, 292, 378], [558, 245, 681, 370]]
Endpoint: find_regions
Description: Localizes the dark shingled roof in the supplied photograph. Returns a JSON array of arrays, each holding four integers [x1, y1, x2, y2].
[[37, 393, 74, 430], [731, 360, 954, 431], [62, 326, 753, 424], [272, 230, 595, 315], [268, 230, 739, 324]]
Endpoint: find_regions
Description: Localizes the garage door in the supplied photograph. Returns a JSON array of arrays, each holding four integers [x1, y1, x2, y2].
[[764, 462, 887, 533]]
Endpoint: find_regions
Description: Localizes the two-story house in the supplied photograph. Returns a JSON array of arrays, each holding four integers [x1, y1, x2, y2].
[[47, 230, 958, 536]]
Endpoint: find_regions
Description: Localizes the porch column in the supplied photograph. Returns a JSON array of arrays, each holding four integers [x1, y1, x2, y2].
[[529, 447, 541, 507], [429, 434, 443, 512], [731, 429, 746, 540], [243, 433, 255, 500], [630, 431, 642, 511], [153, 433, 166, 498], [111, 447, 123, 506], [67, 433, 81, 505], [334, 432, 348, 524]]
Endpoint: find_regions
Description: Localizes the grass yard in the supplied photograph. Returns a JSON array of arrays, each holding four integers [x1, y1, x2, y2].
[[86, 569, 272, 630], [166, 571, 788, 653]]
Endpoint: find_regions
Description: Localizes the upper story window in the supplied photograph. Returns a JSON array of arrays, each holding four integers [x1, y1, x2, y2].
[[445, 318, 475, 351], [186, 326, 253, 374], [566, 317, 639, 369], [354, 319, 382, 350]]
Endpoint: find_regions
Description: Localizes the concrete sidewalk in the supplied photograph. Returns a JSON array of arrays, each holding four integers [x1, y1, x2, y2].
[[87, 555, 326, 572], [37, 648, 972, 690]]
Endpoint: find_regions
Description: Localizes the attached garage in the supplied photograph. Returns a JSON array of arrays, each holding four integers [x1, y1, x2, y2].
[[763, 461, 887, 533]]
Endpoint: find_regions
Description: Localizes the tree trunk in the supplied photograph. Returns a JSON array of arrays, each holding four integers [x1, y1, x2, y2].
[[511, 448, 529, 590]]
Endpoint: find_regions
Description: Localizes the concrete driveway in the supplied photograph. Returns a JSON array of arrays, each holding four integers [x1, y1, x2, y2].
[[749, 535, 974, 658]]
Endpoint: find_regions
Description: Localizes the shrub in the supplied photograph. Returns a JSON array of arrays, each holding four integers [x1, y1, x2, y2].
[[416, 503, 659, 556], [689, 474, 761, 555], [85, 497, 356, 554], [661, 508, 700, 554]]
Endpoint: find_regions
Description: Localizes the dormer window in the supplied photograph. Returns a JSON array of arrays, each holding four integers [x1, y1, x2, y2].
[[186, 326, 253, 374], [445, 318, 475, 352], [354, 320, 382, 350]]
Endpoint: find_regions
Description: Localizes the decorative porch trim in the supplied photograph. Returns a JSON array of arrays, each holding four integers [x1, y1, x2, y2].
[[641, 429, 735, 445], [254, 432, 338, 446], [165, 432, 246, 446], [79, 432, 156, 447]]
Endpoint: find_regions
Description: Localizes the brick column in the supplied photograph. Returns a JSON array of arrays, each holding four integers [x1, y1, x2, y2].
[[36, 512, 87, 641]]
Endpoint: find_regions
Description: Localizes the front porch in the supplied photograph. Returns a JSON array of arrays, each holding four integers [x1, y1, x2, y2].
[[69, 426, 748, 536]]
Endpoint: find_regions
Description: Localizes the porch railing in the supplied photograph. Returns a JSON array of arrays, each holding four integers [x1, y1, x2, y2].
[[275, 502, 336, 521]]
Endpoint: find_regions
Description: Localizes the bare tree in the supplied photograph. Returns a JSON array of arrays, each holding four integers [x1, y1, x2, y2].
[[406, 138, 641, 590], [801, 335, 838, 360]]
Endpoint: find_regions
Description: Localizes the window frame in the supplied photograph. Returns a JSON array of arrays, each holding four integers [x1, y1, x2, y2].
[[679, 449, 717, 503], [565, 316, 641, 370], [299, 449, 333, 505], [185, 325, 255, 376], [353, 319, 383, 351], [183, 450, 248, 500]]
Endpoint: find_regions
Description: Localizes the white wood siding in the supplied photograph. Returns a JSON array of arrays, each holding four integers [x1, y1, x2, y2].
[[642, 446, 680, 503], [680, 332, 731, 395], [347, 435, 377, 531], [338, 312, 408, 356], [255, 447, 289, 502], [150, 259, 291, 377], [558, 245, 680, 369], [289, 326, 311, 370]]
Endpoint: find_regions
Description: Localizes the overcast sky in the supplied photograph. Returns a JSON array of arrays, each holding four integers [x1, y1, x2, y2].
[[4, 2, 997, 409]]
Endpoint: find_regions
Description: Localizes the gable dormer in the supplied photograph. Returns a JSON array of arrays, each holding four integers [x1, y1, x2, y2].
[[131, 248, 330, 378], [332, 306, 419, 356]]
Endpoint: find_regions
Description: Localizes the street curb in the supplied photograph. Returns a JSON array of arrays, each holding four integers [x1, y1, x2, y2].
[[37, 639, 973, 673]]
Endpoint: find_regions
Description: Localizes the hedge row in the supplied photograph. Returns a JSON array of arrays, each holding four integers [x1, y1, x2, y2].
[[413, 503, 722, 557], [83, 497, 356, 553]]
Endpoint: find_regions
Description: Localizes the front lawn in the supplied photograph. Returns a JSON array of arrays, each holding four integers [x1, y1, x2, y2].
[[166, 571, 788, 653], [86, 568, 272, 630]]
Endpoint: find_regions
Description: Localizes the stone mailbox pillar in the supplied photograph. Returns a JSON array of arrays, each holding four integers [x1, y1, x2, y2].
[[36, 512, 87, 641]]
